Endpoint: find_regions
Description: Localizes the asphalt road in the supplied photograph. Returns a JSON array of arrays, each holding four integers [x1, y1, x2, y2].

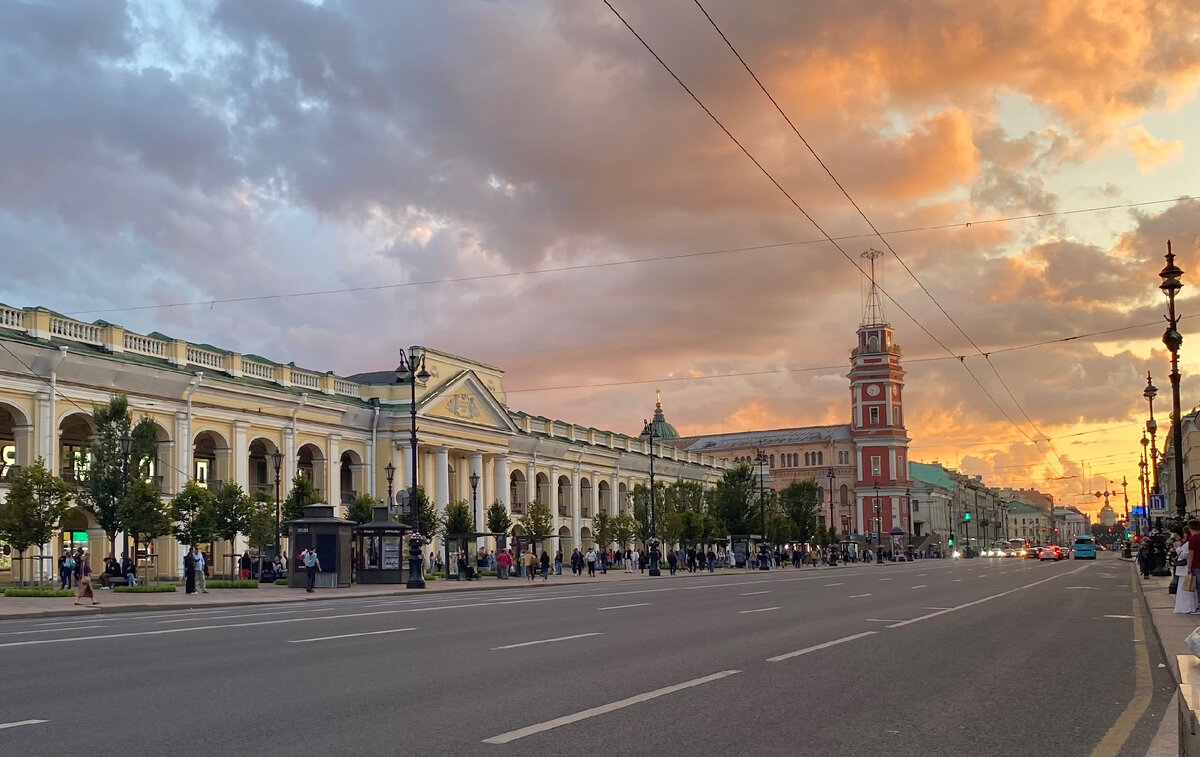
[[0, 553, 1172, 756]]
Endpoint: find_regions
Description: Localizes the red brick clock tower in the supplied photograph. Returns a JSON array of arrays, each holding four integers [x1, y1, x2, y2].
[[850, 250, 911, 543]]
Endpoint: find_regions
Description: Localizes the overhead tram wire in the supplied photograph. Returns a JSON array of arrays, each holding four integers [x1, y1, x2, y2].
[[691, 0, 1068, 476], [58, 194, 1197, 319], [603, 0, 1062, 475]]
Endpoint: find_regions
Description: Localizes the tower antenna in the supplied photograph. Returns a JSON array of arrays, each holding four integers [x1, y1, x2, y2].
[[861, 248, 886, 327]]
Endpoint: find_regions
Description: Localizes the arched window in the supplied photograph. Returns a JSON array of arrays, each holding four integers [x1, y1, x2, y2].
[[804, 452, 809, 466], [817, 451, 823, 465], [770, 454, 775, 468]]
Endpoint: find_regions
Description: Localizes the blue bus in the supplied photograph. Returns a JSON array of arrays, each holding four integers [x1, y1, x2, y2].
[[1073, 535, 1097, 559]]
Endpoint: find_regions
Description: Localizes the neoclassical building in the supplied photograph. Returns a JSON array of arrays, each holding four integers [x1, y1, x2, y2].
[[0, 304, 726, 581]]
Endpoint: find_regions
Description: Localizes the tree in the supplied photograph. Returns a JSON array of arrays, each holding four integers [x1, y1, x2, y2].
[[442, 500, 475, 535], [814, 523, 828, 547], [0, 458, 72, 586], [780, 480, 819, 545], [246, 489, 277, 575], [612, 513, 638, 549], [347, 493, 376, 525], [485, 501, 512, 549], [766, 513, 794, 545], [593, 510, 615, 550], [399, 486, 438, 539], [210, 481, 252, 577], [708, 465, 757, 535], [631, 482, 666, 544], [282, 473, 321, 522], [827, 524, 839, 544], [119, 477, 169, 565], [170, 481, 216, 548], [518, 501, 554, 539]]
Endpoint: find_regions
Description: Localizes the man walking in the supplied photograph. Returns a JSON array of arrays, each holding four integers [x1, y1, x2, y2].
[[193, 547, 208, 593], [585, 546, 598, 577], [303, 548, 321, 593]]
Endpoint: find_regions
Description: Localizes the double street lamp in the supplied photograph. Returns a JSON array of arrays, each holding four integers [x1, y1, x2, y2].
[[1159, 242, 1188, 520], [755, 448, 769, 570], [639, 418, 661, 576], [271, 449, 283, 559], [397, 346, 431, 590]]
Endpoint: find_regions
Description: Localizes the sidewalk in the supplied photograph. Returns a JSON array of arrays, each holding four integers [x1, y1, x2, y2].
[[1131, 559, 1195, 756], [0, 565, 744, 620]]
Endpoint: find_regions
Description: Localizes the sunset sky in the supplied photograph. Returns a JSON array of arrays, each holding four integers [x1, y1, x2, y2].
[[2, 1, 1199, 518]]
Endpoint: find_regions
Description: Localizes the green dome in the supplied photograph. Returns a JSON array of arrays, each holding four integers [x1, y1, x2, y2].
[[650, 392, 679, 440]]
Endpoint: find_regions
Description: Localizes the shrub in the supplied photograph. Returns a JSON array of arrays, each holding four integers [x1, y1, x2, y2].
[[275, 578, 288, 585], [3, 587, 76, 597], [114, 584, 177, 593], [205, 580, 259, 589]]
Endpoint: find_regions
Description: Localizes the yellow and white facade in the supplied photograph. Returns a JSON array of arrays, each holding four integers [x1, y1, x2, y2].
[[0, 304, 727, 581]]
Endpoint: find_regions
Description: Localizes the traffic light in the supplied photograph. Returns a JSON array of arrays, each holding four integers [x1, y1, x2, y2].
[[948, 536, 955, 546], [964, 512, 972, 521]]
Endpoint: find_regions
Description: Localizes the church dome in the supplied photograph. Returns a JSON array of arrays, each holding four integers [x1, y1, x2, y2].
[[649, 391, 679, 440]]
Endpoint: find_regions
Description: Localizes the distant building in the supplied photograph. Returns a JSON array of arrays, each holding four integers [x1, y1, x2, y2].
[[1006, 500, 1048, 543], [1053, 507, 1089, 544], [996, 487, 1054, 515], [1097, 503, 1117, 527]]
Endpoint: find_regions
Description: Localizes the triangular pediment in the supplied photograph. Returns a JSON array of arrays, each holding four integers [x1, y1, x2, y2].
[[421, 371, 519, 432]]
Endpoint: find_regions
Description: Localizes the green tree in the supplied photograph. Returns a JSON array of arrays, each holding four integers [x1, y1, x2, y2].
[[814, 523, 828, 547], [518, 501, 554, 538], [611, 513, 638, 549], [246, 489, 277, 574], [631, 482, 666, 544], [708, 464, 757, 535], [399, 486, 438, 538], [119, 477, 169, 564], [282, 473, 320, 522], [766, 513, 794, 545], [677, 508, 706, 547], [593, 510, 615, 550], [827, 524, 839, 544], [347, 493, 376, 525], [170, 481, 216, 547], [780, 480, 819, 545], [442, 499, 475, 535], [485, 501, 512, 549], [210, 481, 252, 577], [0, 458, 73, 586]]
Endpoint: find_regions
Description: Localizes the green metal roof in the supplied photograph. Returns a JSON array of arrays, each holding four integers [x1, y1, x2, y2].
[[909, 461, 953, 491]]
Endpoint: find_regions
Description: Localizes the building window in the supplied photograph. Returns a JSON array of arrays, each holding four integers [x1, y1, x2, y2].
[[869, 407, 879, 424], [912, 499, 920, 512], [893, 407, 901, 426], [817, 451, 823, 465], [871, 456, 881, 476], [897, 455, 904, 477], [770, 454, 775, 468], [840, 484, 849, 504]]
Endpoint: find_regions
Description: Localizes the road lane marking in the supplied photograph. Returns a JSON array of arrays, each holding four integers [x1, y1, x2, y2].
[[953, 579, 962, 582], [738, 607, 780, 614], [739, 591, 770, 596], [887, 565, 1089, 629], [289, 628, 417, 643], [157, 606, 330, 624], [923, 607, 952, 611], [491, 633, 602, 650], [849, 593, 872, 598], [766, 631, 876, 662], [865, 618, 902, 622], [824, 583, 845, 587], [878, 578, 892, 581], [1091, 598, 1152, 756], [597, 603, 650, 611], [910, 585, 927, 589], [0, 720, 48, 730], [483, 670, 740, 743], [1066, 586, 1101, 590], [1104, 614, 1134, 619], [0, 625, 106, 636]]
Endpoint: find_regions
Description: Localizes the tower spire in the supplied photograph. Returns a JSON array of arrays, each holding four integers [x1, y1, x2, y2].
[[861, 248, 887, 327]]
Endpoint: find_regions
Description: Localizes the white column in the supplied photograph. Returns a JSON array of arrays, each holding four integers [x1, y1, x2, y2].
[[393, 439, 408, 498], [612, 472, 620, 515], [469, 452, 484, 534], [527, 460, 537, 507], [571, 467, 581, 542], [233, 421, 250, 492], [590, 472, 600, 519], [493, 455, 509, 511], [548, 465, 559, 518], [35, 391, 52, 470], [283, 428, 297, 490], [12, 424, 32, 468], [328, 434, 341, 508], [174, 411, 188, 493], [434, 448, 450, 510]]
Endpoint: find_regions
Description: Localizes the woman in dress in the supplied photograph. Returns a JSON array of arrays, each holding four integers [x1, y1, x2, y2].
[[1175, 528, 1197, 614], [73, 553, 98, 606]]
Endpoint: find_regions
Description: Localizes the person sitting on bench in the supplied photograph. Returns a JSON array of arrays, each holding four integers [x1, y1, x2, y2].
[[457, 555, 477, 580]]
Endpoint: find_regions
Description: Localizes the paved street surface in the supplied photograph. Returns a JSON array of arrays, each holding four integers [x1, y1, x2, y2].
[[0, 553, 1172, 756]]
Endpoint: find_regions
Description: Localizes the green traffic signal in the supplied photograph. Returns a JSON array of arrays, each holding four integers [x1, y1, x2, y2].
[[964, 512, 972, 521], [948, 536, 955, 546]]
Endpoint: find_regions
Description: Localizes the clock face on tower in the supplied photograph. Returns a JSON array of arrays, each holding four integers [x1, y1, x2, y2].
[[866, 384, 880, 397]]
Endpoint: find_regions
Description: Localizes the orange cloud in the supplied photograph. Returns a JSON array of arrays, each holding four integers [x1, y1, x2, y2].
[[1125, 125, 1184, 172]]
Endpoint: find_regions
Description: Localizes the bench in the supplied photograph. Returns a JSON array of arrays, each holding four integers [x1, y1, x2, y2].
[[101, 574, 133, 588]]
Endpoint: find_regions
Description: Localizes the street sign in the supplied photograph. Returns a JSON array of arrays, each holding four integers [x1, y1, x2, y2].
[[1132, 505, 1146, 516], [1150, 493, 1167, 512]]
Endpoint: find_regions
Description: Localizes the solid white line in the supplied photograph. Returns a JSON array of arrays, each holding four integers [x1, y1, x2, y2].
[[738, 607, 780, 614], [923, 607, 953, 611], [766, 631, 876, 662], [911, 585, 927, 589], [849, 593, 872, 598], [888, 565, 1089, 629], [953, 579, 962, 582], [288, 628, 416, 643], [878, 578, 893, 581], [482, 670, 740, 744], [597, 603, 650, 611], [491, 632, 602, 650], [865, 618, 901, 623], [0, 720, 48, 730], [0, 625, 106, 637], [824, 583, 845, 587], [739, 591, 770, 596]]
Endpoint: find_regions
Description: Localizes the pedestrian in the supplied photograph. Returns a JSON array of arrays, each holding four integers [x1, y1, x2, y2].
[[193, 547, 209, 593], [73, 550, 82, 585], [539, 550, 550, 581], [556, 549, 565, 576], [98, 555, 119, 589], [570, 548, 581, 576], [121, 551, 137, 587], [73, 553, 97, 606], [523, 549, 536, 580], [706, 548, 716, 573], [585, 546, 598, 577], [497, 548, 512, 579], [184, 547, 197, 594], [624, 548, 634, 573], [304, 548, 321, 593], [59, 552, 74, 590], [1175, 527, 1197, 614], [667, 549, 678, 575], [1137, 540, 1150, 579], [239, 551, 252, 580]]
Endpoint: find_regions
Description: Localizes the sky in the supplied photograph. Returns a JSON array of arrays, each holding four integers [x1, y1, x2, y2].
[[1, 0, 1199, 518]]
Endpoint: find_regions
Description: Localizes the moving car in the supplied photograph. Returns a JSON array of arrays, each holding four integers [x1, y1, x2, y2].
[[1073, 535, 1097, 559], [1039, 545, 1065, 561], [1024, 546, 1042, 559]]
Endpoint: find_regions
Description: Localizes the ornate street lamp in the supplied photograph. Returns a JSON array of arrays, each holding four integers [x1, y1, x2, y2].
[[872, 481, 881, 549], [397, 346, 431, 589], [826, 467, 836, 539], [271, 449, 283, 558], [755, 448, 769, 570], [639, 419, 661, 576], [1159, 242, 1187, 519], [470, 470, 480, 536], [119, 432, 132, 559], [384, 462, 396, 514], [1145, 372, 1160, 493]]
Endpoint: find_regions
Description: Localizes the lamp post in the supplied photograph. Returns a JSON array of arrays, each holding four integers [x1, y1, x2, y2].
[[872, 481, 881, 551], [639, 419, 661, 576], [384, 461, 395, 514], [754, 448, 769, 570], [397, 346, 431, 589], [1145, 373, 1160, 494], [470, 470, 480, 532], [1139, 431, 1150, 534], [271, 450, 283, 559], [1159, 242, 1188, 519], [119, 433, 132, 560], [826, 467, 836, 539]]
